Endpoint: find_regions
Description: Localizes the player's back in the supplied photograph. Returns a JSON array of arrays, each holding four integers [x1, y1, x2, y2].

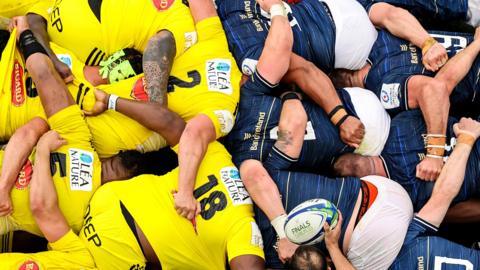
[[90, 141, 262, 269], [366, 29, 473, 93], [258, 169, 360, 268], [166, 16, 241, 123], [0, 29, 45, 141], [7, 106, 102, 237], [391, 217, 480, 269], [31, 0, 195, 65], [382, 110, 480, 210]]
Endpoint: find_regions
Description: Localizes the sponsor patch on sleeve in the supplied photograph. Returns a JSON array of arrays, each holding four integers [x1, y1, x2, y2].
[[380, 83, 401, 109], [220, 166, 252, 206], [241, 58, 258, 76], [69, 149, 94, 192], [251, 221, 264, 248], [206, 59, 233, 94], [184, 31, 198, 51], [214, 110, 234, 135]]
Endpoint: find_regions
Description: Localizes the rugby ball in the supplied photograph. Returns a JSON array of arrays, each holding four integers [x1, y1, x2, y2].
[[284, 198, 339, 245]]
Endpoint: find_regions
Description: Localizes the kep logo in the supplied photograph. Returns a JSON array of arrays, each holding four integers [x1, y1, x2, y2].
[[11, 60, 25, 106]]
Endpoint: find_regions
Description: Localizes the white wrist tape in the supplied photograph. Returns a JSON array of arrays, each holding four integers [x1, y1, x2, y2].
[[270, 4, 287, 18], [108, 94, 119, 111], [271, 214, 287, 239]]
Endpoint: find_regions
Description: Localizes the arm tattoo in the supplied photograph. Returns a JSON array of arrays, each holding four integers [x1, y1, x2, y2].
[[275, 130, 294, 154], [143, 30, 176, 105]]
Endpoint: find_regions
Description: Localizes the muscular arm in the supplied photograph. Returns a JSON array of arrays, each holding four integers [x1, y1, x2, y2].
[[26, 14, 73, 82], [369, 3, 447, 71], [369, 3, 430, 47], [435, 30, 480, 91], [417, 119, 479, 227], [143, 30, 176, 105], [282, 54, 364, 148], [113, 95, 185, 146], [0, 118, 48, 216], [30, 132, 69, 243], [255, 4, 293, 84], [175, 115, 216, 219]]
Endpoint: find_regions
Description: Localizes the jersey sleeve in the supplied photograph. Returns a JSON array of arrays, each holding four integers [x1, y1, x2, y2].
[[403, 215, 438, 247], [242, 70, 279, 96], [375, 73, 413, 116], [27, 0, 54, 19], [196, 16, 229, 49], [263, 145, 297, 171], [0, 230, 96, 269], [48, 105, 92, 147], [226, 217, 265, 263]]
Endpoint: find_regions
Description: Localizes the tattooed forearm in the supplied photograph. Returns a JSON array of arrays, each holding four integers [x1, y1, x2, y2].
[[143, 30, 176, 105], [275, 130, 294, 153]]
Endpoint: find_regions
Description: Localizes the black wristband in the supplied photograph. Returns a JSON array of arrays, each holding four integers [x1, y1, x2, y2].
[[328, 105, 345, 119], [281, 92, 301, 103], [335, 114, 349, 128], [18, 29, 48, 61]]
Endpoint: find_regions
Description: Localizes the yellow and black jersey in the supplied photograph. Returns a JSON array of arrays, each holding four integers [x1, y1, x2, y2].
[[4, 106, 102, 237], [29, 0, 196, 65], [0, 0, 40, 17], [79, 141, 264, 269], [101, 16, 242, 139], [0, 29, 45, 142]]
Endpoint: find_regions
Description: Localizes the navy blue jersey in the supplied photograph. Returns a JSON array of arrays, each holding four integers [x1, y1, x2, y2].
[[380, 110, 480, 211], [216, 0, 335, 74], [390, 216, 480, 269], [365, 29, 480, 116], [223, 71, 354, 172], [255, 169, 361, 269], [358, 0, 468, 21]]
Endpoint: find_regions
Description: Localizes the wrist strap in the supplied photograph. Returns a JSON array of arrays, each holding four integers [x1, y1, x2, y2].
[[422, 37, 437, 56], [270, 4, 287, 18], [18, 29, 48, 61], [426, 154, 444, 160], [271, 214, 287, 239], [108, 94, 119, 111], [425, 136, 446, 157], [280, 91, 301, 103], [329, 105, 348, 127], [457, 133, 476, 147]]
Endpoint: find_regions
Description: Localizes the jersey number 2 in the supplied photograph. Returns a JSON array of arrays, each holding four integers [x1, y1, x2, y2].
[[193, 175, 227, 220]]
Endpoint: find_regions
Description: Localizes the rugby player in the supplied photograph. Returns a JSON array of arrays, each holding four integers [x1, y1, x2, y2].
[[1, 138, 265, 269], [83, 0, 288, 222], [334, 110, 480, 214], [27, 0, 196, 106], [0, 17, 185, 224], [332, 26, 480, 181], [329, 117, 480, 270], [224, 85, 390, 174]]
